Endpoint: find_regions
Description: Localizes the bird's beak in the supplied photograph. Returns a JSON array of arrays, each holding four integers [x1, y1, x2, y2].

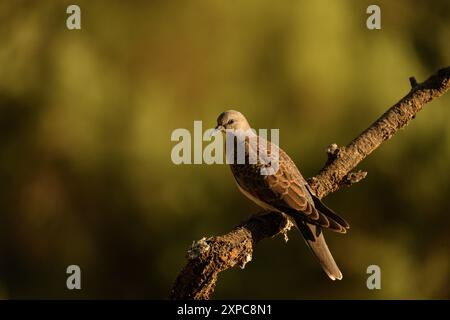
[[211, 125, 224, 137]]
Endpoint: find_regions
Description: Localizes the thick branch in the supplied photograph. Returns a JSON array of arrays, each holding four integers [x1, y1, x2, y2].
[[170, 67, 450, 300], [169, 212, 287, 300], [308, 67, 450, 198]]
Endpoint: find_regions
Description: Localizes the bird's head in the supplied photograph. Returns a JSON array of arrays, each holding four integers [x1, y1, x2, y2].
[[213, 110, 251, 135]]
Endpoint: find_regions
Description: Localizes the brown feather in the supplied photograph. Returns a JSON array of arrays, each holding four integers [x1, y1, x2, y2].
[[230, 134, 348, 232]]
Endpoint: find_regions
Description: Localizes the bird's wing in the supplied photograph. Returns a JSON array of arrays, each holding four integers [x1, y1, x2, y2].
[[232, 145, 349, 233]]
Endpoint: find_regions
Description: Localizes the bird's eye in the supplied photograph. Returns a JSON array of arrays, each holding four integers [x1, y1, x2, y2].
[[228, 119, 234, 125]]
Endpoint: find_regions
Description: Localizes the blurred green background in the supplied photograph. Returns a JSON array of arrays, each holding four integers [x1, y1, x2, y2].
[[0, 0, 449, 299]]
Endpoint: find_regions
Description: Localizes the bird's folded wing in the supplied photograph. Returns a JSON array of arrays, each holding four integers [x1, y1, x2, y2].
[[261, 152, 348, 233]]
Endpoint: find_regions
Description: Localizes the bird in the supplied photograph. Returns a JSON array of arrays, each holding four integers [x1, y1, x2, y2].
[[213, 110, 350, 280]]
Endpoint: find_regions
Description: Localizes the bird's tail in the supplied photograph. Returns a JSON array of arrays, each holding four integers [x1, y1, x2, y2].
[[294, 218, 343, 281]]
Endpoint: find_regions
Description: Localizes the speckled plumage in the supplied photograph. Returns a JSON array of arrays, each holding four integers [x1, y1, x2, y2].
[[230, 136, 349, 233]]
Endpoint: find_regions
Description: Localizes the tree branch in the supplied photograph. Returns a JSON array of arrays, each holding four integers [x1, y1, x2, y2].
[[308, 67, 450, 198], [169, 67, 450, 300]]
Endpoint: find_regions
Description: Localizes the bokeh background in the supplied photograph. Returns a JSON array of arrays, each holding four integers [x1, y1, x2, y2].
[[0, 0, 449, 299]]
